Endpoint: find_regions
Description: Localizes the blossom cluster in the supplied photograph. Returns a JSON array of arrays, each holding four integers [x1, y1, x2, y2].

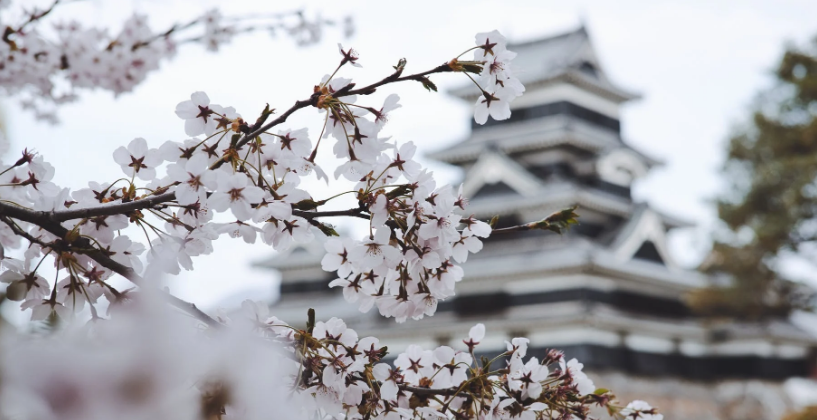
[[0, 1, 350, 122], [272, 315, 609, 420], [0, 29, 522, 323], [0, 293, 662, 420], [323, 182, 491, 321], [471, 30, 525, 124]]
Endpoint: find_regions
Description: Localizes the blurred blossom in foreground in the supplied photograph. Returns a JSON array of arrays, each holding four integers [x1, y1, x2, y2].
[[0, 280, 296, 420]]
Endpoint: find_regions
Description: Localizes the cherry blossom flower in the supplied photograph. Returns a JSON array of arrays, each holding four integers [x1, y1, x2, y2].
[[112, 137, 162, 181], [55, 276, 100, 312], [620, 401, 663, 420], [373, 363, 401, 401], [21, 298, 69, 321], [175, 91, 221, 137], [209, 172, 264, 221], [473, 92, 511, 125], [80, 214, 128, 245], [329, 273, 380, 312], [158, 138, 201, 163], [509, 357, 549, 399], [214, 221, 260, 243], [463, 323, 485, 350], [462, 216, 491, 237], [262, 216, 314, 250], [373, 93, 401, 127], [370, 194, 390, 227], [105, 234, 146, 273], [452, 234, 483, 263], [431, 346, 472, 389], [322, 237, 356, 277], [390, 142, 421, 178], [30, 186, 70, 212], [312, 317, 358, 350], [376, 294, 416, 322], [474, 30, 508, 59], [338, 43, 362, 67], [395, 345, 434, 383], [0, 270, 49, 302], [506, 337, 530, 371], [418, 188, 461, 243], [167, 153, 216, 205], [559, 357, 595, 396], [275, 128, 312, 158], [252, 197, 293, 224], [350, 229, 400, 269]]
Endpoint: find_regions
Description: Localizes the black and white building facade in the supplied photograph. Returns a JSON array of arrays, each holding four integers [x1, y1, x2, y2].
[[257, 27, 817, 420]]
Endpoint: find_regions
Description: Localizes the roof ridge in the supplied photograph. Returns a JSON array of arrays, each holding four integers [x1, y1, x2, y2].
[[508, 25, 587, 50]]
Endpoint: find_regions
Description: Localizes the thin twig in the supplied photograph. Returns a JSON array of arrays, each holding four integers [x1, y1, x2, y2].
[[0, 216, 50, 248], [490, 224, 536, 233]]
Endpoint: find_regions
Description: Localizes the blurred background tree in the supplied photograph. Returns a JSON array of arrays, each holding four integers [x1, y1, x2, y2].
[[689, 38, 817, 320], [783, 406, 817, 420]]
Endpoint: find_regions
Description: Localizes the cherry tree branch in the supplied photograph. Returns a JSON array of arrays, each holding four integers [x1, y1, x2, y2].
[[344, 63, 452, 96], [399, 385, 465, 397], [292, 208, 370, 220], [41, 192, 177, 222], [0, 202, 222, 328]]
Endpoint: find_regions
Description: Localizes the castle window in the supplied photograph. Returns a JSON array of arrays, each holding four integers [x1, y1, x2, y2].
[[579, 61, 598, 78], [633, 241, 665, 265]]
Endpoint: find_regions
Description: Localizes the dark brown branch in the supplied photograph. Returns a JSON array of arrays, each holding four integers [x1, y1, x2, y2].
[[24, 194, 372, 225], [293, 208, 370, 220], [47, 192, 177, 222], [399, 385, 465, 397], [0, 201, 222, 329], [344, 63, 452, 96], [233, 98, 317, 152]]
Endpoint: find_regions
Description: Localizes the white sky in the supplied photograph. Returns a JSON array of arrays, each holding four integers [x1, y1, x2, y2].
[[4, 0, 817, 312]]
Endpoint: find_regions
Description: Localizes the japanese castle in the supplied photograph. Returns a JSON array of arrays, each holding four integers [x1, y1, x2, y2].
[[257, 26, 816, 420]]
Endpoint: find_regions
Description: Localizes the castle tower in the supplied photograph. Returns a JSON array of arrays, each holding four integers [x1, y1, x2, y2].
[[256, 26, 816, 420]]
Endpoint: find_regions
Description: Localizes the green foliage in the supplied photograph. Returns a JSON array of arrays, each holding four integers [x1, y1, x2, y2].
[[690, 39, 817, 319], [537, 206, 580, 234]]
